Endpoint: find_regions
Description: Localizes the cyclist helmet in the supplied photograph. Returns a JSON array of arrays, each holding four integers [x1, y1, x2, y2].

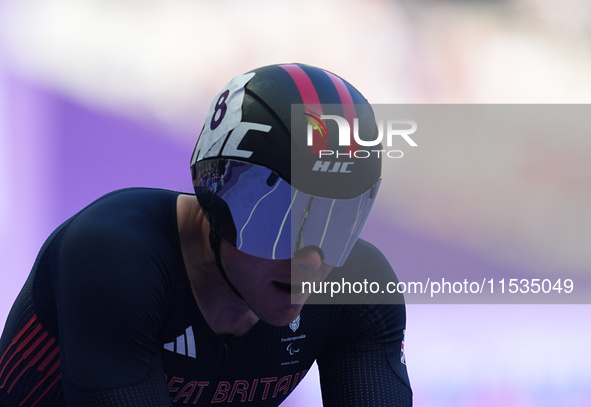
[[191, 63, 381, 269]]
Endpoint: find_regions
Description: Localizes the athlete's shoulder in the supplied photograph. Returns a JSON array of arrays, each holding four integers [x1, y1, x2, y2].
[[316, 238, 405, 306], [79, 187, 182, 215], [53, 187, 188, 313], [347, 238, 387, 258], [57, 187, 187, 283], [341, 238, 399, 281], [29, 188, 183, 273], [64, 187, 181, 236]]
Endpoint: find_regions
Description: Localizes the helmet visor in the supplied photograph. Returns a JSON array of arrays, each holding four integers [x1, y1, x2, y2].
[[193, 159, 380, 267]]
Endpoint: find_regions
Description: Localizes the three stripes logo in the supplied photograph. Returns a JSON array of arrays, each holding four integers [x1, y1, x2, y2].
[[163, 326, 196, 359]]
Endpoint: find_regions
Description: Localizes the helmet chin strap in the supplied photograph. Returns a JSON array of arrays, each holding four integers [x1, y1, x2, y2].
[[209, 227, 245, 301]]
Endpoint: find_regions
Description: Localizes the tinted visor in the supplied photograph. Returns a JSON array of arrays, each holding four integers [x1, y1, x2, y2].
[[193, 159, 380, 267]]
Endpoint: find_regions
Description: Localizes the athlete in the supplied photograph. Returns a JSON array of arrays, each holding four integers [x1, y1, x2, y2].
[[0, 64, 412, 406]]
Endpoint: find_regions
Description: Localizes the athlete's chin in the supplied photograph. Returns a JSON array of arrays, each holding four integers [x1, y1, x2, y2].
[[247, 282, 307, 326], [258, 304, 304, 327]]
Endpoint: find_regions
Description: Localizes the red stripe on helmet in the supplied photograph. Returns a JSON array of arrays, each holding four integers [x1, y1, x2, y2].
[[325, 71, 359, 154], [279, 64, 326, 153]]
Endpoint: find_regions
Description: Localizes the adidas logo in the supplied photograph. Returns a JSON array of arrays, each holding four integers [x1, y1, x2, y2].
[[163, 326, 196, 358]]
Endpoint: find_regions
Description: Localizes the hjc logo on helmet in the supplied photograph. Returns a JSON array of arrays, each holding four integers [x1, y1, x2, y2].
[[305, 113, 418, 173]]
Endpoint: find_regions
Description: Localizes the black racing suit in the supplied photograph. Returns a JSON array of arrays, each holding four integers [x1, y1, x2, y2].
[[0, 188, 412, 406]]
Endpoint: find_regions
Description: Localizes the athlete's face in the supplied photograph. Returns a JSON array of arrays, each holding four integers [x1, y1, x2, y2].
[[220, 242, 333, 326]]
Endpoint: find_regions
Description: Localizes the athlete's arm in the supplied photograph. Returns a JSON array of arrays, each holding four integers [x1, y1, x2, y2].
[[56, 212, 173, 406], [316, 304, 412, 406], [315, 240, 412, 406]]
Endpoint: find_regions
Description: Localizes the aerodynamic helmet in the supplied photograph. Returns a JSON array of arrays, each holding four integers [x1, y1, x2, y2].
[[191, 63, 381, 267]]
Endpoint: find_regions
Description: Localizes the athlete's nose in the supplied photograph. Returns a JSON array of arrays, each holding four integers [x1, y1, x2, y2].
[[292, 246, 324, 272]]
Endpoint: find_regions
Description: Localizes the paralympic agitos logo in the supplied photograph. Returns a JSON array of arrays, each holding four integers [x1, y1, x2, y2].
[[304, 113, 418, 173]]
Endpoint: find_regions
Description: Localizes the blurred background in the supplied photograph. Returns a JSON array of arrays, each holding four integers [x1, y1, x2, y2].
[[1, 0, 590, 405]]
